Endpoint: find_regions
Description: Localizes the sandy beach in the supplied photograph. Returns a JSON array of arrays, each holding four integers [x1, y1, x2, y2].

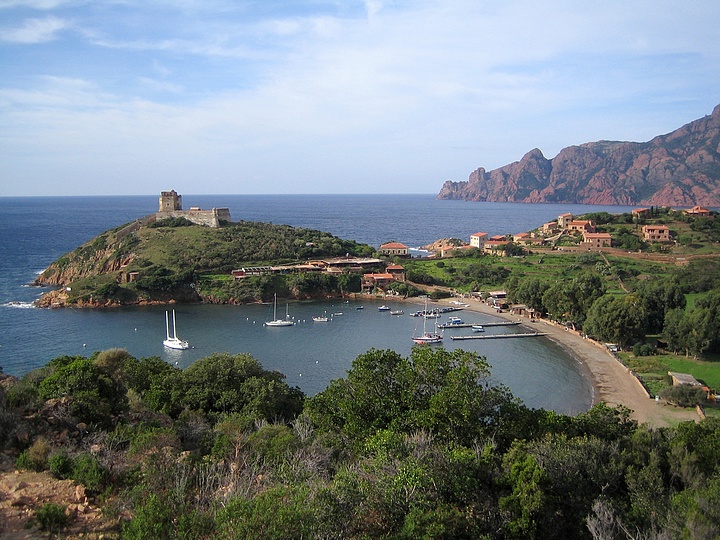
[[412, 296, 700, 428]]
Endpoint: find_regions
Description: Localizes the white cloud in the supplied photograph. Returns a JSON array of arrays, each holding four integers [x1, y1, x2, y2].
[[1, 0, 719, 196], [0, 0, 77, 9], [0, 16, 69, 43]]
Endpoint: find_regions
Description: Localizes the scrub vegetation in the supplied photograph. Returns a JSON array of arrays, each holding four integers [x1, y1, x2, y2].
[[2, 347, 719, 539]]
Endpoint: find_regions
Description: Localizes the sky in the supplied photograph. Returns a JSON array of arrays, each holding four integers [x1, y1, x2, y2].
[[1, 1, 719, 197]]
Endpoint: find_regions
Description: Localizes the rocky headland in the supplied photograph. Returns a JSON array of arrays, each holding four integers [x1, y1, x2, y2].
[[438, 104, 720, 206]]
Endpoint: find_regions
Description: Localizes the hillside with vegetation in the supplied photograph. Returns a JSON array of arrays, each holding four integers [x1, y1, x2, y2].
[[2, 347, 719, 539], [34, 217, 375, 307], [397, 207, 720, 405]]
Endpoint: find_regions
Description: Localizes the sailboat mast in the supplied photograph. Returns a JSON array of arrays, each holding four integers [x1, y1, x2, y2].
[[165, 311, 171, 339], [172, 310, 178, 339]]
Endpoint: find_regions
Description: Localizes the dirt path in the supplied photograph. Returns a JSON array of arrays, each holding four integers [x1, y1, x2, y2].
[[407, 295, 699, 428]]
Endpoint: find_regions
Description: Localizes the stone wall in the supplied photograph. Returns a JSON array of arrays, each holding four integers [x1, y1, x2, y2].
[[156, 208, 231, 228]]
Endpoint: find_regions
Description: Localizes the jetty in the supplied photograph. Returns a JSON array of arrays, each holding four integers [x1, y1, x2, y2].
[[450, 331, 546, 341]]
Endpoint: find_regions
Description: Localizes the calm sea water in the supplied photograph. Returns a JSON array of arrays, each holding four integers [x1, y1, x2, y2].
[[0, 194, 635, 413]]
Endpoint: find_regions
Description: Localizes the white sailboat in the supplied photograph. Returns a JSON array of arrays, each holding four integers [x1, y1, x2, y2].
[[163, 309, 189, 350], [412, 300, 443, 344], [265, 293, 295, 326]]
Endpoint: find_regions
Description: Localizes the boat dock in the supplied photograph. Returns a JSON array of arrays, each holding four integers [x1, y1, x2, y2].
[[450, 331, 547, 341]]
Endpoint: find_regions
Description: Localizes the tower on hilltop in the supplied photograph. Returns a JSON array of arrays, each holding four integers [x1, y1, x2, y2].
[[156, 190, 231, 228], [159, 190, 182, 212]]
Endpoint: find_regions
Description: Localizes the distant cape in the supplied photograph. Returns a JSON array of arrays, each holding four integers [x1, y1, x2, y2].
[[437, 104, 720, 206]]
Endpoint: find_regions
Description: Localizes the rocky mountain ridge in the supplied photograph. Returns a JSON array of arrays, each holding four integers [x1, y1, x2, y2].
[[438, 104, 720, 206]]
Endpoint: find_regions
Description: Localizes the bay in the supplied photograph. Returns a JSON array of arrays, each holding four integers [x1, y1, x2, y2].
[[0, 194, 634, 413]]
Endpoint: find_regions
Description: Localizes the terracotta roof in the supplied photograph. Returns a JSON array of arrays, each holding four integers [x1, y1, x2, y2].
[[380, 242, 408, 249]]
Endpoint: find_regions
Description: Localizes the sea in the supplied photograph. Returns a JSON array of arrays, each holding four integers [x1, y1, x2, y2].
[[0, 194, 636, 414]]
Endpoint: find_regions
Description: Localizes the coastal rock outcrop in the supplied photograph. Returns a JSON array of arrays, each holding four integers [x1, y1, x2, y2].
[[438, 104, 720, 206]]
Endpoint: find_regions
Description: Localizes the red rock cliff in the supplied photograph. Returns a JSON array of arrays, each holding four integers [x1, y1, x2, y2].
[[438, 105, 720, 206]]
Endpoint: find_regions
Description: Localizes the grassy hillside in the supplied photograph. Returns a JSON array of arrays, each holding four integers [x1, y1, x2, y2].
[[35, 217, 375, 306]]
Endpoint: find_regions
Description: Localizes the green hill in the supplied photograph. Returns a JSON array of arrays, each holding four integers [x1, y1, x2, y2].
[[34, 217, 375, 307]]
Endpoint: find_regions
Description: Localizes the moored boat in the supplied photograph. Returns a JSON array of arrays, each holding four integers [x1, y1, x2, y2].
[[163, 310, 189, 350], [265, 293, 295, 326]]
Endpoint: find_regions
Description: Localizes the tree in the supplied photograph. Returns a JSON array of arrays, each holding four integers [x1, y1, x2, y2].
[[307, 347, 516, 448], [543, 274, 605, 328], [583, 294, 647, 348], [181, 352, 304, 423], [635, 279, 686, 334], [38, 357, 127, 427]]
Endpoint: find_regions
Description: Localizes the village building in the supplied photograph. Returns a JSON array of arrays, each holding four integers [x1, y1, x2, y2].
[[582, 232, 612, 249], [668, 372, 703, 387], [385, 264, 406, 282], [379, 242, 409, 257], [557, 212, 574, 228], [469, 232, 489, 249], [567, 220, 596, 234], [542, 221, 559, 234], [483, 240, 507, 255], [513, 232, 530, 243], [642, 224, 670, 242], [684, 205, 710, 216], [362, 272, 396, 292], [632, 207, 651, 219]]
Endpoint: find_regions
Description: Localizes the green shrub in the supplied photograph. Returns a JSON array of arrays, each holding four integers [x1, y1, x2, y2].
[[659, 385, 707, 407], [16, 437, 51, 472], [633, 342, 657, 357], [36, 502, 69, 533], [72, 453, 108, 492], [48, 450, 74, 479]]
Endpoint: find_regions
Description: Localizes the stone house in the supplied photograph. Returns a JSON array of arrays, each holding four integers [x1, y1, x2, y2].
[[558, 213, 574, 228], [684, 205, 710, 216], [379, 242, 409, 257], [567, 220, 596, 233], [642, 224, 670, 242], [385, 264, 406, 282], [582, 232, 612, 249]]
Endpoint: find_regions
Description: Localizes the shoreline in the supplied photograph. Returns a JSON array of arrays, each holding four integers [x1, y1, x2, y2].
[[405, 295, 699, 428]]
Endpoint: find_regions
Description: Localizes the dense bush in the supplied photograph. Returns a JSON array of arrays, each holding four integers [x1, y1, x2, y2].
[[36, 502, 69, 533], [659, 385, 707, 407], [4, 348, 720, 539]]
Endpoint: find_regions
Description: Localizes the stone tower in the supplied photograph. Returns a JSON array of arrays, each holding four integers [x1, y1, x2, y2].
[[159, 190, 182, 212]]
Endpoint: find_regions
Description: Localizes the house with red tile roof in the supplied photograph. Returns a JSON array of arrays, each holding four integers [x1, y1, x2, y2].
[[582, 232, 612, 249], [684, 205, 710, 216], [362, 272, 396, 292], [642, 224, 670, 242], [558, 212, 574, 228], [385, 264, 406, 282], [567, 220, 596, 233], [483, 240, 508, 255], [379, 242, 409, 257], [469, 232, 489, 249]]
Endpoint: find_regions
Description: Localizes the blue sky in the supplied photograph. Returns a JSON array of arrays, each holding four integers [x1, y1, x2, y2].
[[1, 0, 719, 196]]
